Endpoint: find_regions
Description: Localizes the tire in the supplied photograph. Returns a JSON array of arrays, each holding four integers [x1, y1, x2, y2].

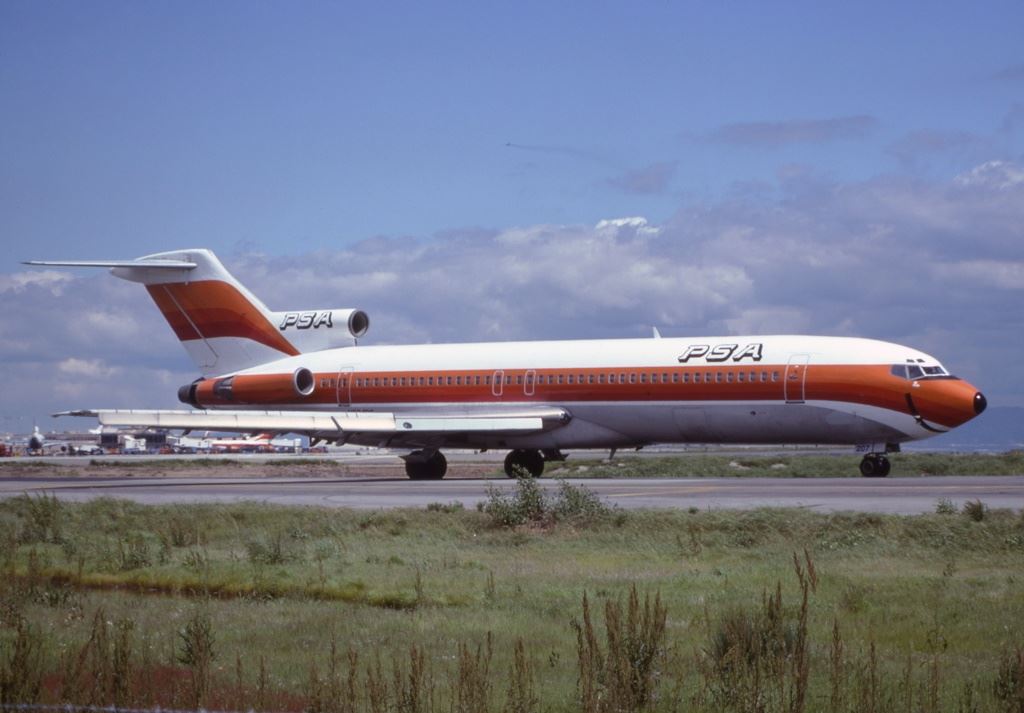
[[504, 449, 545, 478], [859, 457, 878, 478], [405, 451, 447, 480]]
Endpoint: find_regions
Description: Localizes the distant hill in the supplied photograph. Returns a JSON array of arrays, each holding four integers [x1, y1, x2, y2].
[[907, 406, 1024, 452]]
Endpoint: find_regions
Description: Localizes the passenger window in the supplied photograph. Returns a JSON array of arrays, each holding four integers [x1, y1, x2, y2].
[[558, 374, 564, 384], [726, 372, 733, 383], [683, 373, 689, 384], [715, 373, 722, 383], [772, 371, 780, 382], [629, 373, 636, 384], [505, 375, 512, 385], [484, 376, 490, 385], [475, 376, 481, 385], [517, 375, 523, 385], [568, 375, 575, 384], [672, 373, 679, 383], [737, 372, 745, 383], [598, 374, 605, 384], [640, 373, 647, 384], [619, 373, 626, 383]]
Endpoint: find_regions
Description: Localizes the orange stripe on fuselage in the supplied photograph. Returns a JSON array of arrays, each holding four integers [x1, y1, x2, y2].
[[193, 363, 978, 430], [146, 281, 299, 356]]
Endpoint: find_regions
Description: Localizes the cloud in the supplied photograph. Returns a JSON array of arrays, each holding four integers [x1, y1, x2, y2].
[[0, 270, 73, 295], [4, 158, 1024, 430], [954, 160, 1024, 190], [606, 162, 678, 195], [707, 115, 878, 147], [57, 357, 121, 378]]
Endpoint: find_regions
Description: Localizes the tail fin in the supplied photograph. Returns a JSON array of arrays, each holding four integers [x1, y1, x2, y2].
[[26, 249, 369, 376]]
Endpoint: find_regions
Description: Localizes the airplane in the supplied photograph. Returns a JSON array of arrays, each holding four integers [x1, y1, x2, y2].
[[26, 249, 986, 479], [207, 432, 275, 453], [26, 425, 103, 456]]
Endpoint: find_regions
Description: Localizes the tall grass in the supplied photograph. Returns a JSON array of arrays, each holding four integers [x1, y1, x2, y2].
[[1, 496, 1022, 709]]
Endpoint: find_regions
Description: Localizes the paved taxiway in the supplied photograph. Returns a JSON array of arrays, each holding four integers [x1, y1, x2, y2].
[[1, 475, 1022, 514]]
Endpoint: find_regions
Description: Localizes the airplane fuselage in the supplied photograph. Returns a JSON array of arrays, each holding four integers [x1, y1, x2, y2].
[[182, 334, 984, 452]]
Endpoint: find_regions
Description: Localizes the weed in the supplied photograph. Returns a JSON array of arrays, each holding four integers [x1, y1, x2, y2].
[[247, 529, 304, 565], [504, 638, 537, 713], [16, 493, 64, 545], [573, 585, 667, 712], [453, 634, 492, 713], [177, 610, 216, 706], [0, 617, 44, 704], [993, 646, 1024, 712], [964, 499, 990, 522], [483, 478, 613, 528], [426, 501, 465, 513], [936, 498, 958, 515]]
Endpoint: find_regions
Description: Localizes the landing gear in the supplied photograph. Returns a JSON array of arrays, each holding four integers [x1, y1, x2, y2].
[[404, 450, 447, 480], [859, 454, 891, 478], [504, 449, 545, 478]]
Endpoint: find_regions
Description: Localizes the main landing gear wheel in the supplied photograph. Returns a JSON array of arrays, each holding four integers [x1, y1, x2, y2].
[[405, 450, 447, 480], [504, 449, 545, 478], [859, 454, 891, 478]]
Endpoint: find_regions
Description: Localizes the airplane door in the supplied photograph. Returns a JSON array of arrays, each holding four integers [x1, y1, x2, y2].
[[492, 369, 504, 398], [337, 366, 354, 406], [784, 355, 809, 404]]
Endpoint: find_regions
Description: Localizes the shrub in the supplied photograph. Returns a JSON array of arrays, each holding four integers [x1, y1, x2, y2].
[[963, 499, 989, 522], [483, 478, 614, 528], [935, 498, 957, 515]]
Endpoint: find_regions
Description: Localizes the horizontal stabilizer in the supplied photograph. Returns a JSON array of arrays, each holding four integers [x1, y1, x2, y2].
[[23, 259, 197, 269]]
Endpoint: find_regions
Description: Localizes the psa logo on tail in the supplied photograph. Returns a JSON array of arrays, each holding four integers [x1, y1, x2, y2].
[[279, 311, 335, 331]]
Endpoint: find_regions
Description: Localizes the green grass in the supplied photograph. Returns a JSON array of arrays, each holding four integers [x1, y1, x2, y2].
[[1, 493, 1023, 710], [549, 450, 1024, 478]]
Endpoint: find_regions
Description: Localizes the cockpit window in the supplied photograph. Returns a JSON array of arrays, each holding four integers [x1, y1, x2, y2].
[[890, 363, 951, 380]]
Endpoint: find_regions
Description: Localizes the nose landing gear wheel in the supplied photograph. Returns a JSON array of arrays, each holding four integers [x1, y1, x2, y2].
[[859, 454, 891, 478], [504, 449, 545, 478], [405, 450, 447, 480]]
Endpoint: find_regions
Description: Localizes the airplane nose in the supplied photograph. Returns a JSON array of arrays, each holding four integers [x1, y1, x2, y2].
[[974, 392, 987, 415]]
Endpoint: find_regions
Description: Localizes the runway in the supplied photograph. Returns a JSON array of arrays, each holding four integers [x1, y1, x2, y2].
[[1, 474, 1022, 514]]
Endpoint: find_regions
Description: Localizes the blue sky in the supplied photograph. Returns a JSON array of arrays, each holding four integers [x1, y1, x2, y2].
[[1, 1, 1023, 433]]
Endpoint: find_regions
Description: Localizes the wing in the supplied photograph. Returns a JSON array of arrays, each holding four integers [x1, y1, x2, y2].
[[58, 408, 571, 449]]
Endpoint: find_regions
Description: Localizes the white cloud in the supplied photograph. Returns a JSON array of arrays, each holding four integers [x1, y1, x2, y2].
[[0, 270, 74, 294], [954, 160, 1024, 190], [57, 358, 121, 378]]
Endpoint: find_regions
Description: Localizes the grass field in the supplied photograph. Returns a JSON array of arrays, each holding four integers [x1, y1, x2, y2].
[[1, 483, 1023, 711], [1, 449, 1023, 479]]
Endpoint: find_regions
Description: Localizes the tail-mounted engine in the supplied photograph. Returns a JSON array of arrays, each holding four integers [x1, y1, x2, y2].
[[271, 308, 369, 352], [178, 367, 318, 408]]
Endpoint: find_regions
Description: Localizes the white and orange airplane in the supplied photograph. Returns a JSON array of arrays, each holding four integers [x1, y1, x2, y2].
[[27, 249, 986, 478]]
